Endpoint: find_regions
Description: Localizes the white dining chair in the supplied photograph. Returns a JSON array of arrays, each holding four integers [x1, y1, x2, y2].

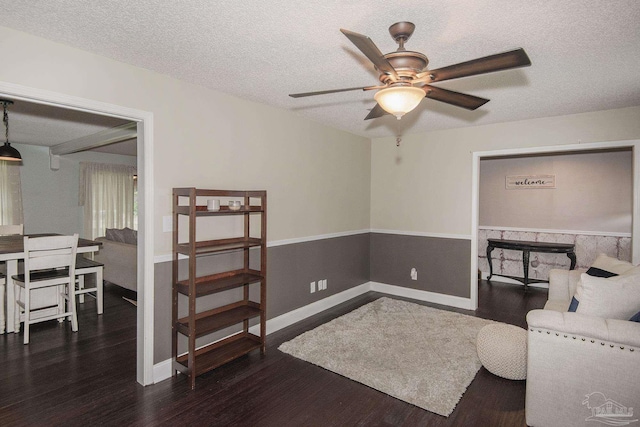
[[75, 255, 104, 315], [12, 234, 79, 344]]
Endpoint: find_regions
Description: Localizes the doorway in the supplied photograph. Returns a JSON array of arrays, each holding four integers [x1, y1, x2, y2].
[[0, 81, 155, 385], [470, 140, 640, 310]]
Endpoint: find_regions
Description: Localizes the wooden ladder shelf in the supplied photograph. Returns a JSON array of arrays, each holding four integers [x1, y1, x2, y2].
[[171, 188, 267, 389]]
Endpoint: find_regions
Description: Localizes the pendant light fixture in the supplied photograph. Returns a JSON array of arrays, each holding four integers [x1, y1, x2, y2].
[[0, 99, 22, 162]]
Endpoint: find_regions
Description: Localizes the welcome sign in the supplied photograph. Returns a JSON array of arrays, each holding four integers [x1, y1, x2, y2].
[[505, 174, 555, 189]]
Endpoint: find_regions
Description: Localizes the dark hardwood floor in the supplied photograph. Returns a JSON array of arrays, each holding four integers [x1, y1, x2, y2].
[[0, 280, 546, 426]]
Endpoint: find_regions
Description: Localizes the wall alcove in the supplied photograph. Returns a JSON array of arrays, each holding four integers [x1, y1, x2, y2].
[[477, 148, 632, 285]]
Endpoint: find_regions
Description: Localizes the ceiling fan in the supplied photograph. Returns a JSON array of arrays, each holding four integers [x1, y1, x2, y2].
[[289, 22, 531, 120]]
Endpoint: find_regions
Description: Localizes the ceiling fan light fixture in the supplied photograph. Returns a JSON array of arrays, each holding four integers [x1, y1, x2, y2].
[[290, 23, 531, 121], [374, 86, 425, 120], [0, 99, 21, 162]]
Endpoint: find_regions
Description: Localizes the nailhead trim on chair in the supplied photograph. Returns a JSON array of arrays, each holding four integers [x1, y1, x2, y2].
[[530, 328, 637, 352]]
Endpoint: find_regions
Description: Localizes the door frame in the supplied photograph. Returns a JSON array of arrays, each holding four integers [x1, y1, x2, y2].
[[470, 139, 640, 310], [0, 80, 155, 385]]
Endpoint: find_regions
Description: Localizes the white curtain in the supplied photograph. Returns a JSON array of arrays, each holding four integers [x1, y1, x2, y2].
[[79, 162, 136, 239], [0, 160, 24, 226]]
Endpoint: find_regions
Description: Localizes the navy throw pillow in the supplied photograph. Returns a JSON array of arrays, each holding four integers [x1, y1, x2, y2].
[[585, 267, 618, 278], [568, 296, 580, 312], [630, 311, 640, 322]]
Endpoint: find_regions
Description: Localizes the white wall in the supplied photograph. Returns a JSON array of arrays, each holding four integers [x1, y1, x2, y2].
[[371, 106, 640, 235], [0, 26, 372, 256], [16, 143, 136, 237], [479, 150, 632, 234]]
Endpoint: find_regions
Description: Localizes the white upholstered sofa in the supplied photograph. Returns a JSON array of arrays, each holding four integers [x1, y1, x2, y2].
[[525, 268, 640, 427], [93, 228, 137, 292]]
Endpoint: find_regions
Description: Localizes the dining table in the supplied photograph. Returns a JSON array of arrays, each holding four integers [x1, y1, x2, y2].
[[0, 233, 102, 334]]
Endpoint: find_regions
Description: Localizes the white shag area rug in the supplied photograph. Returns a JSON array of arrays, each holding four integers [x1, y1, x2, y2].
[[278, 297, 497, 417]]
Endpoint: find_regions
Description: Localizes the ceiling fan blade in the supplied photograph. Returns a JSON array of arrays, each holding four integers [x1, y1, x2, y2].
[[423, 85, 489, 110], [364, 103, 390, 120], [340, 29, 398, 81], [428, 48, 531, 83], [289, 86, 372, 98]]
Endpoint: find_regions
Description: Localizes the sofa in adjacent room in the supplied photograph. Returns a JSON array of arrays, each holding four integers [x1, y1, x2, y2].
[[94, 227, 137, 292], [525, 256, 640, 427]]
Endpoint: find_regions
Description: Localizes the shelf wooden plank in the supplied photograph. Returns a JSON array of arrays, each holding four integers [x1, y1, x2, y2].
[[175, 205, 264, 215], [176, 238, 263, 256], [173, 188, 266, 198], [176, 271, 264, 297], [195, 189, 266, 198], [175, 333, 262, 377], [176, 301, 261, 338], [194, 205, 264, 214]]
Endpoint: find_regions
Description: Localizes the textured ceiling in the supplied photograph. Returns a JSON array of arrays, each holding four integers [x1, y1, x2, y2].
[[0, 0, 639, 140]]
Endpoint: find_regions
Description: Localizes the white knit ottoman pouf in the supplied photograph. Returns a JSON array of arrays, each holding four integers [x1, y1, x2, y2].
[[476, 323, 527, 380]]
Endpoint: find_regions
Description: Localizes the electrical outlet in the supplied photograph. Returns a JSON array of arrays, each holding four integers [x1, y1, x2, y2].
[[310, 281, 316, 293], [410, 268, 418, 280]]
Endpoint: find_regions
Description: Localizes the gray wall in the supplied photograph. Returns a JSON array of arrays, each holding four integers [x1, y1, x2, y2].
[[154, 232, 472, 362], [154, 232, 473, 363], [370, 233, 472, 298], [479, 149, 632, 233], [154, 233, 371, 363], [267, 233, 370, 319]]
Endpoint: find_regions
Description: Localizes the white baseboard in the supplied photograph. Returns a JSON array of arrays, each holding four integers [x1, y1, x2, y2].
[[153, 281, 474, 383], [479, 271, 549, 289], [153, 358, 173, 383], [369, 282, 474, 310], [251, 282, 372, 336]]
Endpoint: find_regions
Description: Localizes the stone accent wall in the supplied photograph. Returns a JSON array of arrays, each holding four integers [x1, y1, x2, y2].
[[478, 228, 631, 281]]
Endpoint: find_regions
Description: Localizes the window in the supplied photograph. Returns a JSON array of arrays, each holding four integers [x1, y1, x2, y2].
[[0, 160, 23, 226], [79, 162, 136, 239]]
